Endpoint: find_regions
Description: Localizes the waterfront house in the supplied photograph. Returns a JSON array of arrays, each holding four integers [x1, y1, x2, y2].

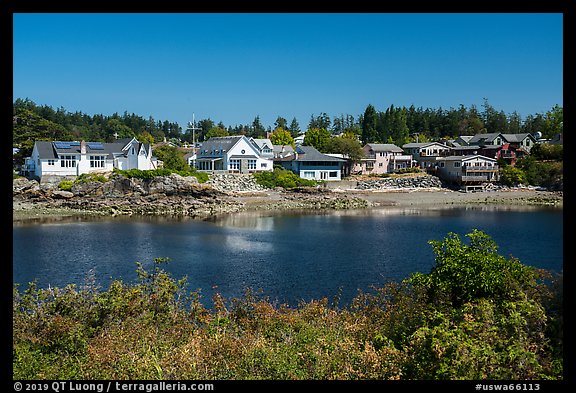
[[451, 143, 518, 166], [275, 145, 346, 181], [468, 132, 537, 154], [22, 137, 159, 182], [195, 135, 273, 173], [432, 154, 499, 190], [402, 141, 452, 170], [353, 143, 414, 175]]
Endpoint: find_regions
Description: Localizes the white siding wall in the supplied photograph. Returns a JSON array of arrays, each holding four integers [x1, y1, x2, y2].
[[299, 169, 341, 181]]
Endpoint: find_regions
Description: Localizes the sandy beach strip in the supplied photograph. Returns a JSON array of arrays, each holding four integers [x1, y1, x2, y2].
[[342, 188, 563, 208]]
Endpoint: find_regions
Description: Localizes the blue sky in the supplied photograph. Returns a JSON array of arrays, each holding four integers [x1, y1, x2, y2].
[[13, 13, 563, 131]]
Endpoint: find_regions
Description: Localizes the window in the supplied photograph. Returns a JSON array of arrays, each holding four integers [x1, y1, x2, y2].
[[303, 171, 315, 178], [60, 155, 76, 168], [47, 159, 55, 166], [248, 160, 256, 170], [229, 159, 240, 170], [454, 162, 461, 167], [379, 162, 383, 167], [439, 162, 445, 167], [90, 155, 105, 168], [329, 171, 338, 178], [261, 163, 267, 168]]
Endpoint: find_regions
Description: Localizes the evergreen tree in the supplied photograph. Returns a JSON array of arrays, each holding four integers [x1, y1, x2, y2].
[[288, 117, 301, 137], [361, 104, 378, 145]]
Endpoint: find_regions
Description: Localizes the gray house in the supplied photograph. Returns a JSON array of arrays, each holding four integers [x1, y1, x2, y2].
[[275, 145, 346, 181]]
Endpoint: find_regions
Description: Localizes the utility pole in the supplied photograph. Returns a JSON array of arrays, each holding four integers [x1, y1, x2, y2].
[[187, 113, 201, 147]]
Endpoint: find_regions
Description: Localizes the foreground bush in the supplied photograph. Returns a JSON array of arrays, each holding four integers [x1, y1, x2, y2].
[[13, 231, 562, 380]]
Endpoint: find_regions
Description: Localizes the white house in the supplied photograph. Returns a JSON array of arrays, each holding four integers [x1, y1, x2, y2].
[[433, 154, 499, 189], [23, 137, 159, 181], [195, 135, 273, 173]]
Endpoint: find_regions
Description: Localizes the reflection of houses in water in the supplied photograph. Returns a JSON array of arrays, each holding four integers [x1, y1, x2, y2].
[[212, 212, 276, 231]]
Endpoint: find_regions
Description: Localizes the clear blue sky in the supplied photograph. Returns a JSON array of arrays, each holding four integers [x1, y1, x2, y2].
[[13, 13, 563, 131]]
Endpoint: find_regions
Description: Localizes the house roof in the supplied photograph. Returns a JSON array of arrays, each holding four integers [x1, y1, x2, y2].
[[501, 133, 535, 143], [197, 136, 244, 158], [468, 133, 503, 144], [35, 140, 147, 160], [442, 154, 497, 162], [293, 146, 346, 162], [457, 135, 474, 143], [402, 142, 449, 149], [252, 138, 273, 150], [365, 143, 403, 153], [273, 145, 294, 153]]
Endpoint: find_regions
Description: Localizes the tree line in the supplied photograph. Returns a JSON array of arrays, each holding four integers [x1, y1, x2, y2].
[[13, 97, 562, 161]]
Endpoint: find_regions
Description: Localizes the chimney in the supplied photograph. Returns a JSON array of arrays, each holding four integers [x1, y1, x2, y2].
[[80, 140, 86, 154]]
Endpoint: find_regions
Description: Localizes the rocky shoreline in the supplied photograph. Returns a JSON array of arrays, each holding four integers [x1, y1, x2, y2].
[[12, 174, 563, 222]]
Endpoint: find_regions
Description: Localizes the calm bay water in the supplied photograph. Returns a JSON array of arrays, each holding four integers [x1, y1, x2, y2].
[[13, 206, 563, 306]]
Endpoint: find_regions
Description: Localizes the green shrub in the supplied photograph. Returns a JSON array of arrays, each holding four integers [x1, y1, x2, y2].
[[58, 180, 74, 191], [75, 173, 108, 184], [253, 168, 317, 189], [113, 168, 208, 183], [499, 165, 526, 186]]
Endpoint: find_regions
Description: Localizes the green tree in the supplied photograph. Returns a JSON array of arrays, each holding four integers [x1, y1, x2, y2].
[[361, 104, 378, 144], [251, 115, 265, 138], [325, 134, 364, 162], [196, 119, 215, 141], [152, 145, 189, 171], [204, 127, 229, 139], [13, 108, 72, 145], [288, 117, 301, 137], [499, 165, 526, 186], [274, 116, 288, 130], [308, 113, 331, 131], [137, 131, 155, 145], [541, 105, 563, 140], [269, 127, 295, 147], [391, 107, 410, 146], [303, 127, 331, 152], [106, 118, 134, 141]]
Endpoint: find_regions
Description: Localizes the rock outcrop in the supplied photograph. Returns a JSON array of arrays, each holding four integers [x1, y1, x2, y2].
[[355, 175, 445, 190]]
